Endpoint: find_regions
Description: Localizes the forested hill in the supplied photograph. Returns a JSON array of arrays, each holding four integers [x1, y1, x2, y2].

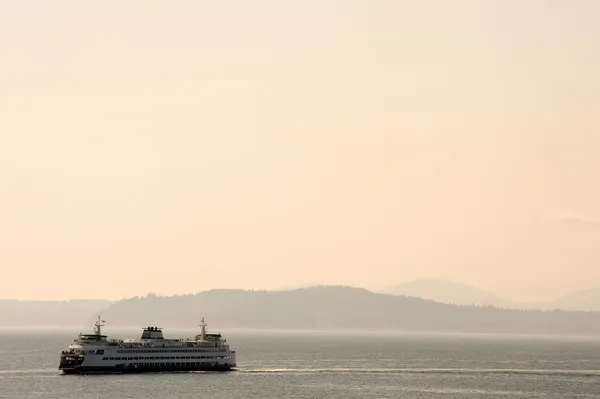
[[97, 286, 600, 336]]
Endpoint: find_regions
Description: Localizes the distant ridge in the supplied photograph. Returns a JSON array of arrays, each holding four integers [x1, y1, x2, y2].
[[551, 287, 600, 311], [382, 279, 600, 312], [0, 299, 112, 328], [93, 286, 600, 336], [382, 279, 513, 308]]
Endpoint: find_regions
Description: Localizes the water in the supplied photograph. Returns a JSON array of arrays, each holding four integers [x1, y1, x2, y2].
[[1, 330, 600, 398]]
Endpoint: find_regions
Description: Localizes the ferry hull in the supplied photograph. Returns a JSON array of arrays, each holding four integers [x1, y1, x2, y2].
[[60, 363, 236, 374]]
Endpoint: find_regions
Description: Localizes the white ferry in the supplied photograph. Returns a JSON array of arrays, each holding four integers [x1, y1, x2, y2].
[[59, 317, 236, 374]]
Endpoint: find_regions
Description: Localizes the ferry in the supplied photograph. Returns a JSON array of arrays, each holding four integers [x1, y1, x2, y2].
[[59, 317, 236, 374]]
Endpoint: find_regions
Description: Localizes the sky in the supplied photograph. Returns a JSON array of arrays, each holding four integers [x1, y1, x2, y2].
[[1, 0, 599, 302]]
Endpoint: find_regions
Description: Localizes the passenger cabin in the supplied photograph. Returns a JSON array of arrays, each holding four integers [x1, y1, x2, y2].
[[77, 333, 107, 343], [75, 316, 107, 343], [196, 333, 221, 342], [141, 326, 164, 340]]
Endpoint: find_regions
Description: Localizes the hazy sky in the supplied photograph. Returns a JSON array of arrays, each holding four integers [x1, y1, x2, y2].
[[1, 1, 599, 301]]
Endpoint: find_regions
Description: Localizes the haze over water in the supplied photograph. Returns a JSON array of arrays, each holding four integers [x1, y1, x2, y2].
[[3, 4, 600, 398], [2, 1, 600, 303]]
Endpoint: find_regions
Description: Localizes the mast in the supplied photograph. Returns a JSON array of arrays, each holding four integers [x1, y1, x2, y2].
[[199, 317, 207, 341], [94, 316, 105, 336]]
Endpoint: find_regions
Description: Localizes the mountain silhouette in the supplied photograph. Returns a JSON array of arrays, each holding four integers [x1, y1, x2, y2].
[[382, 279, 512, 307], [551, 287, 600, 311], [92, 286, 600, 336]]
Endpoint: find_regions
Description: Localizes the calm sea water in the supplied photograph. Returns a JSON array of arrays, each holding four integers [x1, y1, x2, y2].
[[1, 330, 600, 398]]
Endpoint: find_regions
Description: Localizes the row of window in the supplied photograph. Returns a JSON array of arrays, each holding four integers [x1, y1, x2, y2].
[[103, 355, 232, 361], [113, 362, 225, 367], [116, 348, 226, 354]]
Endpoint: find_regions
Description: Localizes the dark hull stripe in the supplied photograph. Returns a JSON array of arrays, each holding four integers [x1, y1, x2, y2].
[[60, 363, 235, 374]]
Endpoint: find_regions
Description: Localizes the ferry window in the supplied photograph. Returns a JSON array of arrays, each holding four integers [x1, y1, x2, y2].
[[103, 357, 107, 360]]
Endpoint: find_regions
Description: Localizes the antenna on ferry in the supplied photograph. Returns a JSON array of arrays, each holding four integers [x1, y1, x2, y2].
[[94, 316, 105, 336], [199, 317, 207, 341]]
